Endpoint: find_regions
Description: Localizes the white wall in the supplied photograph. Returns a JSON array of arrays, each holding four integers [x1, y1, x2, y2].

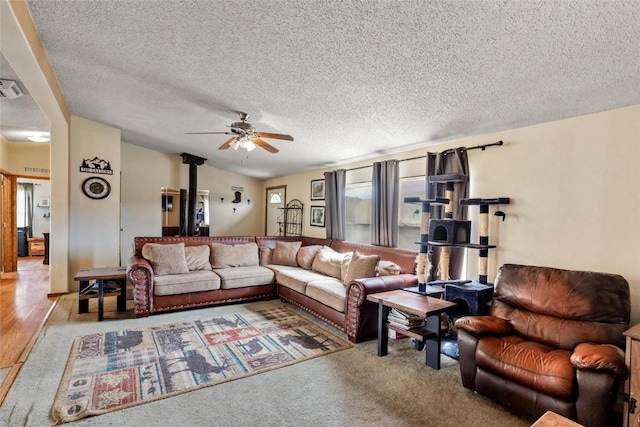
[[69, 116, 121, 286], [119, 143, 265, 263], [266, 104, 640, 324]]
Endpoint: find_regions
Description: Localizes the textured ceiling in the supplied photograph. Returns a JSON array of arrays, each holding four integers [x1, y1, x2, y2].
[[2, 0, 639, 178]]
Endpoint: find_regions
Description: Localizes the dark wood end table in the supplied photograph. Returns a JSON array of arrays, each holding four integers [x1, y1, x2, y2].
[[74, 267, 127, 321], [366, 290, 457, 369]]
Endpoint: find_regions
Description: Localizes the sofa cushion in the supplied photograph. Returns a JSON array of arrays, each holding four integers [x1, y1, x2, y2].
[[476, 335, 575, 399], [184, 245, 211, 271], [297, 245, 323, 270], [153, 270, 221, 296], [259, 246, 273, 266], [270, 265, 330, 294], [272, 241, 302, 266], [142, 242, 189, 276], [378, 260, 401, 276], [306, 279, 347, 313], [210, 242, 259, 268], [214, 266, 275, 289], [342, 251, 380, 285], [311, 246, 350, 279]]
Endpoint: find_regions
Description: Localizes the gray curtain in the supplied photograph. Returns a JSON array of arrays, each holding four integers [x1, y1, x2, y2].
[[17, 182, 34, 238], [371, 160, 399, 247], [324, 170, 346, 240], [426, 148, 469, 280]]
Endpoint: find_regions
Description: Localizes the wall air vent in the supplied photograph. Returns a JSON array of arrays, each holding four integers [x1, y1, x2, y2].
[[0, 79, 23, 99]]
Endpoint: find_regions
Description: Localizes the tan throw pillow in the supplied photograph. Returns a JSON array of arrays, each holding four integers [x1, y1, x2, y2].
[[184, 245, 211, 271], [141, 242, 189, 276], [311, 246, 350, 279], [210, 242, 259, 268], [272, 241, 302, 266], [343, 251, 381, 285], [297, 245, 323, 270], [378, 260, 402, 276], [259, 246, 273, 266]]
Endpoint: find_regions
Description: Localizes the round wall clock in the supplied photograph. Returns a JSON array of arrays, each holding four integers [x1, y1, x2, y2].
[[82, 176, 111, 200]]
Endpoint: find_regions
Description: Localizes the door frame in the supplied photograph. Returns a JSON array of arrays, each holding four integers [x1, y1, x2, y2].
[[264, 185, 286, 235]]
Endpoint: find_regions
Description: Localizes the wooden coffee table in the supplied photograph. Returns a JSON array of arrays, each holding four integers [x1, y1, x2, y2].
[[367, 290, 457, 369], [74, 267, 127, 321]]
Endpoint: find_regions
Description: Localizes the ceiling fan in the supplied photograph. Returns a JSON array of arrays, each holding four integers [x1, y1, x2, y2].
[[186, 112, 294, 153]]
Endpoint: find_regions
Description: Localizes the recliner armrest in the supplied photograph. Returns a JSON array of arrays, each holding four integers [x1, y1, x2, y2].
[[455, 315, 512, 336], [571, 343, 627, 379]]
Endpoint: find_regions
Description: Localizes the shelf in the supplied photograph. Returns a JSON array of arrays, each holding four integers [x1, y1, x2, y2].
[[386, 323, 437, 342], [413, 241, 496, 249], [428, 174, 468, 184], [403, 197, 449, 205], [460, 197, 510, 206]]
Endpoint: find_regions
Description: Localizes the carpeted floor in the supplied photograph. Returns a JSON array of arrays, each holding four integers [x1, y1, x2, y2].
[[0, 295, 532, 426]]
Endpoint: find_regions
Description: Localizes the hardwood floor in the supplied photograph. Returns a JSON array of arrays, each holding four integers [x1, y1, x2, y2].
[[0, 256, 56, 405]]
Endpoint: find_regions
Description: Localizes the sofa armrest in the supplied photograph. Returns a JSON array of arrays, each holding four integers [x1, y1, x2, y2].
[[571, 343, 627, 379], [345, 274, 417, 343], [127, 255, 154, 318], [347, 274, 418, 306], [455, 315, 512, 336]]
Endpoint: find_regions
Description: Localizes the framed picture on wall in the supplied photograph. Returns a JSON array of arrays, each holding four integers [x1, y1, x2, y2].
[[310, 206, 325, 227], [310, 179, 325, 200]]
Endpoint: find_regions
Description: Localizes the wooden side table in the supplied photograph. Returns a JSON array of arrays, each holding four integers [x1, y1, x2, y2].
[[624, 324, 640, 427], [74, 267, 127, 321], [531, 411, 583, 426], [367, 290, 457, 369], [27, 237, 45, 256]]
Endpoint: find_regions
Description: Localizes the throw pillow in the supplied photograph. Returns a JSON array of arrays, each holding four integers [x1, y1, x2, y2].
[[297, 245, 323, 270], [272, 241, 302, 267], [141, 242, 189, 276], [343, 251, 381, 285], [210, 242, 259, 268], [311, 246, 350, 279], [378, 260, 402, 276], [259, 246, 273, 266], [184, 245, 211, 271]]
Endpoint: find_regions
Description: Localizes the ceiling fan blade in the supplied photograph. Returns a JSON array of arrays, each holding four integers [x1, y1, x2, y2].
[[251, 138, 279, 153], [185, 131, 233, 135], [255, 132, 294, 141], [218, 137, 237, 150]]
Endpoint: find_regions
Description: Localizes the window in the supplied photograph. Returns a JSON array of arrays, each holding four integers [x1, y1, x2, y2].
[[345, 181, 371, 244], [398, 176, 425, 250]]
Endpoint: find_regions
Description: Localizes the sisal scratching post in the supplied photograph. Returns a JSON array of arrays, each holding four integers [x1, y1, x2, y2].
[[438, 183, 455, 280], [417, 203, 431, 290], [478, 204, 489, 284]]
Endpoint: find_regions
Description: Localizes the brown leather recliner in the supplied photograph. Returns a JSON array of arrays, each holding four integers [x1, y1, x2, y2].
[[455, 264, 630, 427]]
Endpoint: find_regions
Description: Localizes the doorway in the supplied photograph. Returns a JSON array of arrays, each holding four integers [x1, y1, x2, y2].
[[265, 186, 286, 236]]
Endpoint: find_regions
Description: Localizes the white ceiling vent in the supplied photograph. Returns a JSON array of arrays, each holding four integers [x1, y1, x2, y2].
[[0, 79, 23, 99]]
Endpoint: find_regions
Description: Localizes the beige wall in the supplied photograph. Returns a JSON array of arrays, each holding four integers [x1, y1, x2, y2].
[[68, 116, 121, 287], [1, 139, 49, 176], [0, 135, 9, 171], [119, 143, 265, 263], [266, 104, 640, 324]]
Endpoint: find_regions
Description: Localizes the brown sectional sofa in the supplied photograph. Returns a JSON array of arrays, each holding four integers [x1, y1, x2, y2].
[[127, 235, 418, 343]]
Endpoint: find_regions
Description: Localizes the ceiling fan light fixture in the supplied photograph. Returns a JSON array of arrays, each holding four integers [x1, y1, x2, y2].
[[243, 139, 257, 152], [27, 132, 50, 142]]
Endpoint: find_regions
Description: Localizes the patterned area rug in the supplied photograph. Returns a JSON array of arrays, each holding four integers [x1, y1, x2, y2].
[[51, 305, 351, 424]]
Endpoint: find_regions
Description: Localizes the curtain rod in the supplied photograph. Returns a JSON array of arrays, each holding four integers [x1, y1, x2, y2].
[[344, 140, 503, 172]]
